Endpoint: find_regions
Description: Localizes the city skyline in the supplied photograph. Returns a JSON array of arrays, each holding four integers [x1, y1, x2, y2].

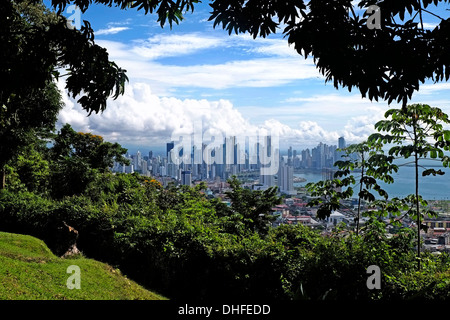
[[122, 137, 346, 162], [113, 136, 347, 194]]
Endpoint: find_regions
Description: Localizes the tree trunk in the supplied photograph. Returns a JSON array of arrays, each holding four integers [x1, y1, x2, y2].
[[415, 151, 420, 270], [413, 118, 421, 270], [356, 154, 364, 236], [1, 165, 5, 190]]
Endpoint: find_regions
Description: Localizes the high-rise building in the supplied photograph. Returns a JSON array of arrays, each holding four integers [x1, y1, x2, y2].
[[260, 174, 275, 187], [134, 151, 142, 171], [224, 136, 235, 165], [336, 137, 347, 162], [278, 163, 295, 195], [167, 142, 174, 163], [152, 162, 160, 176], [181, 170, 192, 186], [167, 162, 177, 178], [338, 137, 346, 149], [301, 149, 311, 168], [125, 164, 134, 174], [288, 146, 293, 165], [141, 159, 149, 176]]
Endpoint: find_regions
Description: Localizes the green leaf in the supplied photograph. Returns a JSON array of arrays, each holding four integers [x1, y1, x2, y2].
[[430, 149, 437, 159], [444, 130, 450, 142]]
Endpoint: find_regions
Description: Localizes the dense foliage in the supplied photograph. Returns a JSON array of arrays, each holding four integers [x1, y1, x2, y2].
[[0, 0, 127, 188], [2, 157, 450, 300]]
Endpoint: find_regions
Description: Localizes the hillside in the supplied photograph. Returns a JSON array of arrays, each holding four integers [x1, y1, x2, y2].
[[0, 232, 166, 300]]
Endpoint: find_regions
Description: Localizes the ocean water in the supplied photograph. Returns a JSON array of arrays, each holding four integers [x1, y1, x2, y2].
[[294, 165, 450, 200]]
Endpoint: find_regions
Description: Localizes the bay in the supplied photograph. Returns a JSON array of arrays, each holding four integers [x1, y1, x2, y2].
[[294, 165, 450, 200]]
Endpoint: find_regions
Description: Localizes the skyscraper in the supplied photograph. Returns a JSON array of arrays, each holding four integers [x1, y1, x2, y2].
[[288, 146, 293, 165], [181, 170, 192, 186], [338, 137, 346, 149], [260, 174, 275, 187], [134, 150, 142, 171], [278, 161, 295, 195], [167, 142, 174, 163], [336, 137, 347, 161]]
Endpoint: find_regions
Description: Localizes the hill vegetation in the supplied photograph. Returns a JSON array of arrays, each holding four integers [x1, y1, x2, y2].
[[2, 167, 450, 300], [0, 231, 166, 300]]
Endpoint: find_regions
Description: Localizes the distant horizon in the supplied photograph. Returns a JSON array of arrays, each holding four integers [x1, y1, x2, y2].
[[122, 141, 345, 158]]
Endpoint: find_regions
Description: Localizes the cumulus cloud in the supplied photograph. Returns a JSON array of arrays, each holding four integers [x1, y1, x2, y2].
[[56, 80, 387, 151], [57, 82, 254, 146], [57, 80, 90, 131]]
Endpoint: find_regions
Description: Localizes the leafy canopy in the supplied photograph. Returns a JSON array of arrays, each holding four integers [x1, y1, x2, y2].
[[48, 123, 130, 198], [1, 0, 128, 116]]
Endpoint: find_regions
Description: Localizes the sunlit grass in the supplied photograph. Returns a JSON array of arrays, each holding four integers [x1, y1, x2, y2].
[[0, 232, 167, 300]]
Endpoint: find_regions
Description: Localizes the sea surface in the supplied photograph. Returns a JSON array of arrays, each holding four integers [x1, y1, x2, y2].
[[294, 164, 450, 200]]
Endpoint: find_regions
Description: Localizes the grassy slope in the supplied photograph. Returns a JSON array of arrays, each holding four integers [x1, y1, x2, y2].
[[0, 232, 166, 300]]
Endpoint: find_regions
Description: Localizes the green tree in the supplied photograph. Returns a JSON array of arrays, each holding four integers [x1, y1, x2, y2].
[[334, 141, 398, 234], [369, 103, 450, 268], [49, 123, 130, 198], [306, 178, 354, 221], [51, 124, 129, 171], [1, 0, 128, 115], [13, 145, 51, 194], [306, 140, 397, 234], [208, 0, 450, 108], [0, 0, 128, 188], [0, 81, 63, 189], [218, 176, 281, 236]]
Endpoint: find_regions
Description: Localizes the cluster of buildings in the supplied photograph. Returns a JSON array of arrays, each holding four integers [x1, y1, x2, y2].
[[108, 136, 369, 230], [110, 137, 450, 253], [270, 197, 450, 255], [422, 219, 450, 254], [290, 137, 348, 170], [270, 196, 368, 231], [111, 137, 349, 196]]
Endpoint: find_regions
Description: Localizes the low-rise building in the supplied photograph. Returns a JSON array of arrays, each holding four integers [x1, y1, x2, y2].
[[327, 211, 346, 226]]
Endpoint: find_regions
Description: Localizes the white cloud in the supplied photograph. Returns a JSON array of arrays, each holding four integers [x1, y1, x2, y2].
[[283, 93, 390, 120], [96, 26, 130, 35], [415, 82, 450, 95], [99, 46, 317, 93], [57, 82, 253, 146], [423, 22, 439, 29], [230, 34, 299, 57], [96, 33, 319, 94], [259, 118, 371, 148], [130, 33, 222, 60], [56, 80, 389, 152], [56, 80, 90, 131]]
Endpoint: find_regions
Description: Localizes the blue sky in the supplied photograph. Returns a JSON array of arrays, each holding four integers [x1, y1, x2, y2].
[[49, 1, 450, 154]]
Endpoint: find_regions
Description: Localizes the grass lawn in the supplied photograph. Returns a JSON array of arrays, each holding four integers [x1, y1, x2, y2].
[[0, 231, 166, 300]]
